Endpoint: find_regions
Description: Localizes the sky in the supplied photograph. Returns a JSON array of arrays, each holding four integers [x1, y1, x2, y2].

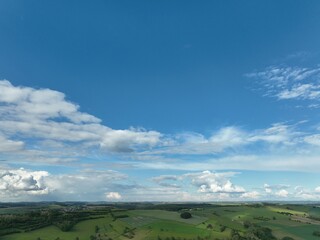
[[1, 0, 320, 202]]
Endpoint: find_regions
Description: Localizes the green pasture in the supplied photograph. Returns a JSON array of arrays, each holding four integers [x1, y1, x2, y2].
[[140, 220, 211, 239], [1, 204, 320, 240], [129, 210, 208, 225], [0, 215, 125, 240]]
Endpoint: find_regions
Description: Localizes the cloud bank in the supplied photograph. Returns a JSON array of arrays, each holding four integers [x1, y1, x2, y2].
[[1, 80, 320, 201]]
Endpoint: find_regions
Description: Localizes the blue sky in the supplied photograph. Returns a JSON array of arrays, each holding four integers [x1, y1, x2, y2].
[[1, 0, 320, 201]]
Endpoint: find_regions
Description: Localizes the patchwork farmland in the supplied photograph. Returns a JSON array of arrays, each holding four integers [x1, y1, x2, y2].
[[0, 203, 320, 240]]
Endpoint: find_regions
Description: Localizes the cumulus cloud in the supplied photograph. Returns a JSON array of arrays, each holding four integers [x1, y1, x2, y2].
[[241, 191, 260, 199], [152, 171, 246, 194], [0, 80, 162, 157], [45, 169, 127, 200], [0, 168, 49, 198], [106, 192, 122, 200], [264, 184, 272, 193], [3, 166, 320, 202], [292, 186, 320, 200], [263, 183, 290, 194], [186, 170, 245, 193], [0, 167, 128, 201], [275, 189, 289, 197], [149, 170, 261, 201], [0, 80, 100, 123]]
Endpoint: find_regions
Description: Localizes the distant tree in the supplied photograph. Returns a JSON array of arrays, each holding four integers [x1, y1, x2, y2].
[[313, 231, 320, 237], [180, 212, 192, 219], [281, 237, 294, 240], [220, 225, 226, 232], [95, 225, 99, 233], [243, 221, 251, 229]]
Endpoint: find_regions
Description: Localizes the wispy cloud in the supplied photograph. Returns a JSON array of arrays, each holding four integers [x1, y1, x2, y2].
[[144, 123, 300, 156], [246, 65, 320, 104]]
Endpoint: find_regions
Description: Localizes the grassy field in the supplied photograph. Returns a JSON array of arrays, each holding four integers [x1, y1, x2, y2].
[[1, 215, 118, 240], [0, 203, 320, 240], [129, 209, 208, 225]]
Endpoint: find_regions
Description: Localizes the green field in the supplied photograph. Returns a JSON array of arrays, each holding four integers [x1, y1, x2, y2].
[[0, 203, 320, 240]]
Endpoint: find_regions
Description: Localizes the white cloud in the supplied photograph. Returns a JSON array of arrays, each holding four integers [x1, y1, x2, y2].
[[45, 169, 127, 200], [2, 80, 318, 172], [150, 171, 248, 200], [100, 128, 161, 152], [247, 65, 320, 103], [264, 183, 290, 192], [241, 191, 260, 199], [277, 83, 320, 100], [0, 135, 24, 152], [209, 127, 247, 151], [133, 153, 320, 172], [0, 168, 49, 198], [275, 189, 289, 197], [304, 134, 320, 146], [149, 123, 299, 156], [0, 80, 100, 123], [264, 184, 272, 193], [106, 192, 122, 200], [293, 186, 319, 200], [249, 123, 297, 144], [185, 170, 245, 194], [2, 166, 319, 202], [0, 80, 162, 157], [263, 184, 291, 198], [0, 166, 128, 201], [0, 168, 135, 202]]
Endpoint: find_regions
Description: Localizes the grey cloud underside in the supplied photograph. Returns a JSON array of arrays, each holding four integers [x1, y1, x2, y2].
[[0, 169, 49, 200]]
